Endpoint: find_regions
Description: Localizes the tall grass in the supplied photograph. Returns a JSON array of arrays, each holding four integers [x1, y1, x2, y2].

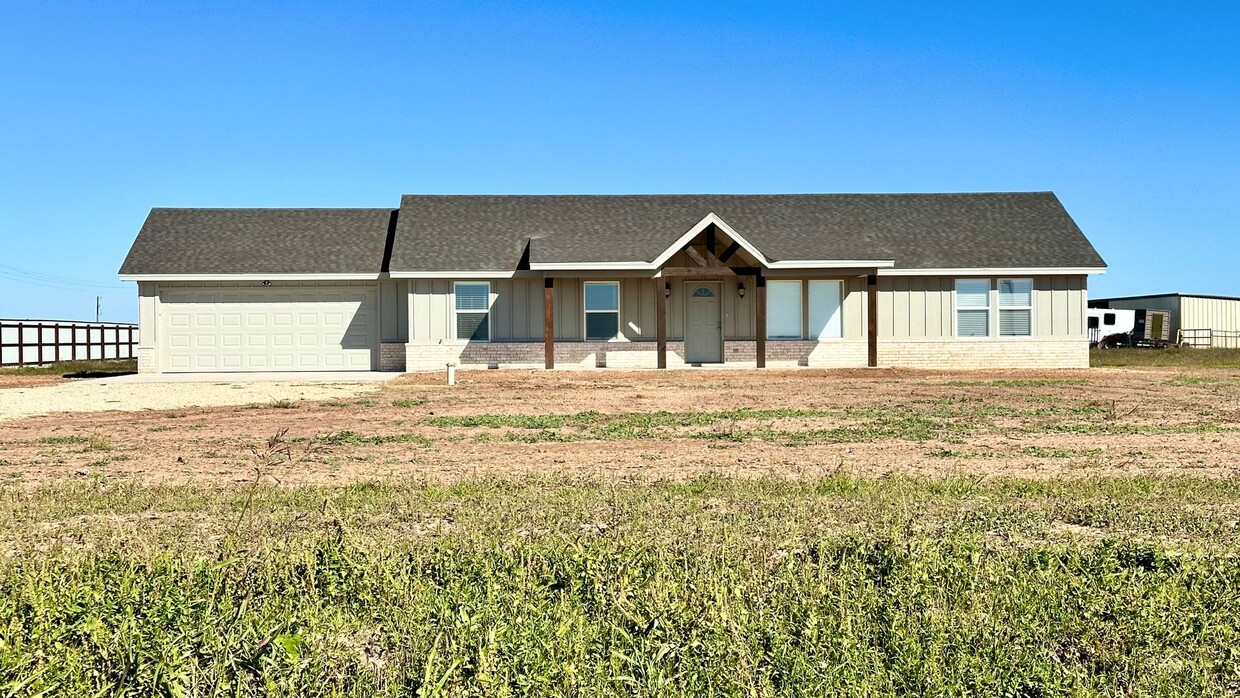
[[1091, 347, 1240, 367], [2, 475, 1239, 695], [0, 358, 137, 377]]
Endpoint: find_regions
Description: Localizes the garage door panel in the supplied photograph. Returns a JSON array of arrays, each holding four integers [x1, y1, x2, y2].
[[161, 286, 377, 372]]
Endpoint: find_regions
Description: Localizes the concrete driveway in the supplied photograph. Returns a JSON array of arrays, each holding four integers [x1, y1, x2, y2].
[[84, 371, 402, 384], [0, 373, 396, 422]]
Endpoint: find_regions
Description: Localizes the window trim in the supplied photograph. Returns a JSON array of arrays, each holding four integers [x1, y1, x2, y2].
[[582, 280, 622, 341], [997, 277, 1034, 338], [453, 280, 491, 343], [766, 279, 804, 340], [954, 278, 992, 339]]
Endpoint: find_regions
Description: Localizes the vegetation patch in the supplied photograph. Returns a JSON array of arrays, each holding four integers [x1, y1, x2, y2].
[[33, 435, 89, 446], [1091, 347, 1240, 367], [1, 475, 1238, 694], [320, 431, 434, 448], [945, 379, 1088, 387], [0, 358, 137, 378]]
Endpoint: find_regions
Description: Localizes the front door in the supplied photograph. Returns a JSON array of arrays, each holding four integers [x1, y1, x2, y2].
[[685, 282, 722, 363]]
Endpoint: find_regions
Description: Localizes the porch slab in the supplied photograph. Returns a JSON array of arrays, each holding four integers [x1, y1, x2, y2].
[[83, 371, 402, 385]]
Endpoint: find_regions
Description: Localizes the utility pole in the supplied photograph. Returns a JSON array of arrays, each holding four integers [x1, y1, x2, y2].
[[96, 296, 100, 322]]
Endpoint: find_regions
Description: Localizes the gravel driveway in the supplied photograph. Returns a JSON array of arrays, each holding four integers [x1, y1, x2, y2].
[[0, 381, 383, 422]]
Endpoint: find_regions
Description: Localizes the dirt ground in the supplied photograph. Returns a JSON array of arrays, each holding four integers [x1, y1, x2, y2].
[[1, 367, 1237, 486]]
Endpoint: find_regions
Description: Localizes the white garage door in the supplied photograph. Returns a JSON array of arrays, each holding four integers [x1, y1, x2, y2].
[[161, 286, 378, 372]]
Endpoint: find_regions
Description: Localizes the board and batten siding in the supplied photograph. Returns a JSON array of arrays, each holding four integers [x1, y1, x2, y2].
[[876, 275, 1087, 338], [407, 274, 1085, 343], [407, 276, 866, 342]]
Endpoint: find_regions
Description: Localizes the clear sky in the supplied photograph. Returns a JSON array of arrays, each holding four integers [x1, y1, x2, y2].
[[1, 1, 1236, 323]]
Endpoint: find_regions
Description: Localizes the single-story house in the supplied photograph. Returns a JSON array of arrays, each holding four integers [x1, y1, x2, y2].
[[1091, 293, 1240, 348], [118, 192, 1106, 373]]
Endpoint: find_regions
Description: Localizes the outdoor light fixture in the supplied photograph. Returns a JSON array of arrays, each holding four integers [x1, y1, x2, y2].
[[663, 283, 671, 298], [737, 282, 746, 298]]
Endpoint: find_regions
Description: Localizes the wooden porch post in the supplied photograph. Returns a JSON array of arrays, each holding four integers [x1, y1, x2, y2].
[[755, 275, 766, 369], [544, 277, 555, 369], [867, 274, 878, 368], [656, 280, 667, 369]]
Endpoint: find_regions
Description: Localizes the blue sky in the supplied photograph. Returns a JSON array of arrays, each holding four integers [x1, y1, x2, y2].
[[1, 1, 1236, 323]]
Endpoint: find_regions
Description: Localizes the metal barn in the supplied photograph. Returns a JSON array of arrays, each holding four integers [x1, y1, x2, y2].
[[1090, 293, 1240, 348]]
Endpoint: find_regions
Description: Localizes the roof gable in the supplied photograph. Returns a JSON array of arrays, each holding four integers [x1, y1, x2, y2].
[[390, 193, 1105, 273]]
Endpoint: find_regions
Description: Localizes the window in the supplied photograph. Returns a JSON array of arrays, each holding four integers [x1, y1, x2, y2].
[[1088, 316, 1100, 329], [955, 279, 991, 337], [454, 282, 490, 341], [584, 281, 620, 340], [808, 280, 842, 339], [1103, 313, 1116, 326], [767, 280, 802, 339], [998, 279, 1032, 336]]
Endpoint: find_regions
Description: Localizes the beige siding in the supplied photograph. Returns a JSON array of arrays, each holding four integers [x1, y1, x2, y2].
[[409, 279, 451, 343], [879, 275, 1086, 338], [408, 274, 1088, 344], [379, 280, 408, 342], [490, 279, 544, 340], [1033, 276, 1087, 337], [877, 276, 954, 338]]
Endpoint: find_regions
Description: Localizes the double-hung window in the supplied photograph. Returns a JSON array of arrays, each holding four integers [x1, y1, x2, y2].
[[998, 279, 1033, 337], [584, 281, 620, 340], [955, 279, 991, 337], [454, 282, 490, 341]]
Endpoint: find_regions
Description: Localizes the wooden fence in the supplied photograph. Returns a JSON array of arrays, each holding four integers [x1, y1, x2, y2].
[[0, 319, 139, 367]]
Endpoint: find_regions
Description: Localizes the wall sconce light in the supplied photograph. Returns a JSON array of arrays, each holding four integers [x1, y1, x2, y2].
[[663, 283, 671, 299], [737, 282, 746, 298]]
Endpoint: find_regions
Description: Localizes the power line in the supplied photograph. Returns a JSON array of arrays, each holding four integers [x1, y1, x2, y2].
[[0, 274, 133, 295], [0, 267, 132, 293], [0, 264, 130, 290]]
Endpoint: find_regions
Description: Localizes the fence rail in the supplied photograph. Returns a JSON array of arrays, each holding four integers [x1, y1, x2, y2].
[[1178, 328, 1240, 349], [0, 319, 139, 367]]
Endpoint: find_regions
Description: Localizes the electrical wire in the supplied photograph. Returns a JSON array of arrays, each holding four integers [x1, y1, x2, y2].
[[0, 265, 132, 293]]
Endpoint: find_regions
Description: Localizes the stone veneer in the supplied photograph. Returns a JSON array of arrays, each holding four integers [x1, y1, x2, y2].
[[136, 346, 156, 374], [404, 337, 1088, 371], [877, 338, 1090, 369], [405, 340, 869, 371]]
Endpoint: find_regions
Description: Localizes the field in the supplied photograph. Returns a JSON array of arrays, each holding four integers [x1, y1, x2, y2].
[[1, 363, 1239, 694]]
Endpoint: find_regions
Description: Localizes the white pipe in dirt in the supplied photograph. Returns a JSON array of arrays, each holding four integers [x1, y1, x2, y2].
[[446, 362, 456, 386]]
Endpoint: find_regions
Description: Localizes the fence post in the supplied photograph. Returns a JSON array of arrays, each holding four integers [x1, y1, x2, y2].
[[36, 323, 43, 366], [16, 324, 22, 367], [113, 324, 120, 361]]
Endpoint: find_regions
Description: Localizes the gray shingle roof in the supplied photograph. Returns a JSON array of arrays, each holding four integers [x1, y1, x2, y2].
[[119, 208, 396, 275], [121, 193, 1105, 276], [390, 192, 1105, 271]]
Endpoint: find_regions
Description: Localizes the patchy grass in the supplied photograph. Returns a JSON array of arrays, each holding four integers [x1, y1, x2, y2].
[[33, 435, 90, 446], [0, 358, 137, 378], [1091, 347, 1240, 367], [319, 430, 435, 448], [2, 475, 1240, 694], [945, 378, 1088, 388]]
